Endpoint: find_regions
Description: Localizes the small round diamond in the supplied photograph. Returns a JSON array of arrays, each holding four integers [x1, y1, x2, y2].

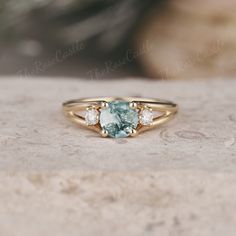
[[85, 108, 99, 125], [140, 108, 153, 125]]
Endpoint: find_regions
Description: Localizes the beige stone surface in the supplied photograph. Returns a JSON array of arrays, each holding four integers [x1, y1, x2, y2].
[[0, 77, 236, 236]]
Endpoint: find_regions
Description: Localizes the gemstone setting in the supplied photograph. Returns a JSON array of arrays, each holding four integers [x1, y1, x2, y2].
[[140, 108, 153, 125], [99, 101, 139, 138], [85, 108, 99, 125]]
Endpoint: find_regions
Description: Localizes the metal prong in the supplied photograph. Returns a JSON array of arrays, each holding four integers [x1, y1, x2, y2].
[[129, 101, 137, 109], [101, 129, 108, 137], [143, 105, 152, 112], [101, 101, 109, 108], [86, 105, 96, 111], [130, 129, 138, 137]]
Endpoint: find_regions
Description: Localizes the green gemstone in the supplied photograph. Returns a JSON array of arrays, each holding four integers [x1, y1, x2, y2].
[[100, 101, 138, 138]]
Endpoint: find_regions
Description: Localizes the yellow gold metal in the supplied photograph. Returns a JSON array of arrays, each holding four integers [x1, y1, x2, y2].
[[62, 97, 178, 137], [130, 129, 138, 137], [129, 101, 138, 109], [101, 129, 109, 137], [86, 105, 95, 111], [101, 101, 109, 108]]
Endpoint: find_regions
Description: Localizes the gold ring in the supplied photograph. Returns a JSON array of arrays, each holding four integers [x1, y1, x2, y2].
[[62, 97, 178, 138]]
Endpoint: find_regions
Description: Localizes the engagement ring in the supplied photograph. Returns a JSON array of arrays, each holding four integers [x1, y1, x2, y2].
[[63, 97, 178, 138]]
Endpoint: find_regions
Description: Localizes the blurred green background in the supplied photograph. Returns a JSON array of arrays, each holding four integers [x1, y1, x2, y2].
[[0, 0, 157, 78], [0, 0, 235, 79]]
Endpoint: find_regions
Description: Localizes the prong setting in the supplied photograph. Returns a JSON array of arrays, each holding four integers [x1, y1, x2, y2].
[[129, 101, 138, 109], [130, 129, 138, 137], [101, 129, 109, 137], [86, 105, 96, 111], [101, 101, 109, 108]]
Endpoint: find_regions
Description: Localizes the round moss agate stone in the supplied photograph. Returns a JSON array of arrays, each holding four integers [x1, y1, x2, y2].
[[100, 101, 139, 138]]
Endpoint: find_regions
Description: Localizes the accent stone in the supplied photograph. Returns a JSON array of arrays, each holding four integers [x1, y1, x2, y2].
[[140, 108, 153, 125], [100, 101, 138, 138], [85, 108, 99, 125]]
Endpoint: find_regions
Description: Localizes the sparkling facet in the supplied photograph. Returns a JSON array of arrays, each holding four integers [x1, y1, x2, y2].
[[85, 108, 99, 125], [140, 108, 153, 125], [99, 101, 138, 138]]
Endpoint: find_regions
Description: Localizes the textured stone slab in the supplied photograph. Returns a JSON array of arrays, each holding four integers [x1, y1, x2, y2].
[[1, 171, 236, 236], [0, 77, 236, 236], [0, 78, 235, 171]]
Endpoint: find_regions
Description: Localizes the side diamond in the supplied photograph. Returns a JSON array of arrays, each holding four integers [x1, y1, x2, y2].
[[140, 108, 153, 125], [85, 108, 99, 125]]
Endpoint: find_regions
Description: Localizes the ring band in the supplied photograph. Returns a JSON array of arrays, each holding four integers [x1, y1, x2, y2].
[[62, 97, 178, 138]]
